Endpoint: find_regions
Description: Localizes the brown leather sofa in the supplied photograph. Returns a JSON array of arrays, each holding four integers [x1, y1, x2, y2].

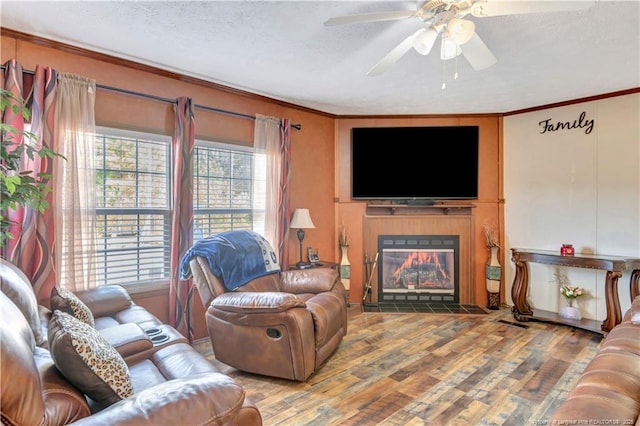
[[190, 256, 348, 381], [0, 258, 262, 425], [550, 295, 640, 425]]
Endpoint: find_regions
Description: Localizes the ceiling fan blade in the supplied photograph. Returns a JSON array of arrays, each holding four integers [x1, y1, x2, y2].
[[471, 1, 595, 18], [461, 32, 497, 70], [367, 29, 425, 76], [324, 10, 416, 26]]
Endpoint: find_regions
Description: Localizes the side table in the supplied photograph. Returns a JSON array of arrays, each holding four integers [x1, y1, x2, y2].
[[510, 248, 640, 334], [288, 261, 338, 270]]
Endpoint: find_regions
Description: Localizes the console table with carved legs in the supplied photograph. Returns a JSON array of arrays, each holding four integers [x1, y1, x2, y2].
[[510, 248, 640, 335]]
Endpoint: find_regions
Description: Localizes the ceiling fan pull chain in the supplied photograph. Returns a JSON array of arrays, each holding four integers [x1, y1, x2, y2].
[[454, 54, 459, 80], [442, 60, 447, 90]]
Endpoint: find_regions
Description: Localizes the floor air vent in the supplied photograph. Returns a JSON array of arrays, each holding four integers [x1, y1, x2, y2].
[[496, 319, 529, 329]]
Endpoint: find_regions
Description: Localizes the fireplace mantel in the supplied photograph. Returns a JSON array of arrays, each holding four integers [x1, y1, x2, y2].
[[366, 203, 475, 216]]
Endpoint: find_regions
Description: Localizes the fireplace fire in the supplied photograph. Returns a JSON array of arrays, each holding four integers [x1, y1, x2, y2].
[[378, 235, 459, 303]]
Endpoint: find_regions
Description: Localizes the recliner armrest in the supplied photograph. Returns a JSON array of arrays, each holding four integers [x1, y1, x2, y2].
[[99, 323, 153, 359], [74, 285, 133, 317], [211, 292, 306, 314], [69, 373, 261, 426], [280, 268, 340, 294]]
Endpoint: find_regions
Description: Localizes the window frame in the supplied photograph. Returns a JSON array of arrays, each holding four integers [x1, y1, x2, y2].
[[87, 129, 264, 291], [192, 139, 265, 240], [92, 127, 173, 292]]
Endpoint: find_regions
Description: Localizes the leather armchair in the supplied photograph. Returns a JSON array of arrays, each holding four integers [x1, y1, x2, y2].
[[0, 258, 262, 425], [190, 256, 348, 381]]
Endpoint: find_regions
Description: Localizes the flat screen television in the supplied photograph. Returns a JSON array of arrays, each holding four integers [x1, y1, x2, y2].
[[351, 126, 479, 202]]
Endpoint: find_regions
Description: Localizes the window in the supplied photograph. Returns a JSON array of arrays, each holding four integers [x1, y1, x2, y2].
[[85, 129, 265, 287], [193, 142, 265, 241], [93, 129, 171, 286]]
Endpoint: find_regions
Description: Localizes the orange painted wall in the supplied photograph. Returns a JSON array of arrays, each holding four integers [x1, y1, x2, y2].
[[1, 33, 338, 339], [1, 33, 337, 264], [1, 32, 503, 329]]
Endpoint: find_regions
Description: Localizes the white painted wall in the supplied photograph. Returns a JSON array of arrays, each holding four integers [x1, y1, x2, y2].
[[504, 93, 640, 321]]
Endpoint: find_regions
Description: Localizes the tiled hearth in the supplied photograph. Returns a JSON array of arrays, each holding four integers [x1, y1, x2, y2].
[[363, 302, 488, 314]]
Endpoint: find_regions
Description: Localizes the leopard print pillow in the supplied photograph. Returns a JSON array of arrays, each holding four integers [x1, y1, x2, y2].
[[50, 287, 95, 327], [48, 310, 133, 405]]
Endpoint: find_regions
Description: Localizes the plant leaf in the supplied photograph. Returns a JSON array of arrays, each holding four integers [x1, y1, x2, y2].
[[3, 175, 21, 195]]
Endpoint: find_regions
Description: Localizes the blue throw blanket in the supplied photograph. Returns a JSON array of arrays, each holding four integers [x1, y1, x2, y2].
[[179, 230, 280, 291]]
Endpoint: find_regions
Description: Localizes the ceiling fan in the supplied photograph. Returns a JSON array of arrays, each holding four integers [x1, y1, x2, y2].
[[324, 0, 594, 76]]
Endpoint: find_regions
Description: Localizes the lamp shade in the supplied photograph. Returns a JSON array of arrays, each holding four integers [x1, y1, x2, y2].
[[440, 36, 462, 60], [447, 18, 475, 45], [412, 27, 438, 55], [290, 209, 315, 229]]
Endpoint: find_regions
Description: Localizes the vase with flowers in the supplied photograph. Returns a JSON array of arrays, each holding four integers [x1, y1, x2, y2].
[[556, 273, 586, 320]]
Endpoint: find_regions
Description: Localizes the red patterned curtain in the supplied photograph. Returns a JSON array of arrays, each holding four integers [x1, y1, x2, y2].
[[2, 60, 59, 303], [169, 97, 195, 340], [277, 119, 292, 269]]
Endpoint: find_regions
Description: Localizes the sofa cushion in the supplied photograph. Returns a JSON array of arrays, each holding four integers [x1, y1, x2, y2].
[[35, 347, 91, 423], [630, 294, 640, 324], [48, 310, 133, 406], [0, 258, 47, 345], [50, 287, 95, 327]]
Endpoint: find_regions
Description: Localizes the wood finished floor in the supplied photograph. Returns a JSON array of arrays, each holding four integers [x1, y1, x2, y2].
[[192, 305, 603, 426]]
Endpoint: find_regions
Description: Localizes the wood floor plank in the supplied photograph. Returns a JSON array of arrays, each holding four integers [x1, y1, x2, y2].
[[419, 385, 467, 422], [430, 395, 487, 425], [391, 372, 441, 399], [355, 390, 415, 423], [388, 354, 447, 383], [193, 306, 602, 425], [454, 356, 499, 392], [518, 357, 570, 403], [333, 376, 400, 413]]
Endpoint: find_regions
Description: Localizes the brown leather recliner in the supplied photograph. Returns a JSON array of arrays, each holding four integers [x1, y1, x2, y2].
[[0, 258, 262, 425], [190, 256, 348, 381]]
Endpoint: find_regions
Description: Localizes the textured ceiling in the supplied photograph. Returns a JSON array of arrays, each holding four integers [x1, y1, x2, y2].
[[1, 1, 638, 115]]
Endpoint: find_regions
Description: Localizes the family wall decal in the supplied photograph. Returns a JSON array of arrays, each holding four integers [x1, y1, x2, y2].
[[538, 111, 595, 135]]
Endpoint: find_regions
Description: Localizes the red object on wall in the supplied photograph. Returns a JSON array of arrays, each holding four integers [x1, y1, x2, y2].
[[560, 244, 575, 256]]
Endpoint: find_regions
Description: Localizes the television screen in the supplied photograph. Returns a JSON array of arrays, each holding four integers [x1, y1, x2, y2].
[[351, 126, 479, 201]]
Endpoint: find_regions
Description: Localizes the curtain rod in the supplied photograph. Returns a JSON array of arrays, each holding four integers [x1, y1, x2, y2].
[[2, 65, 302, 130]]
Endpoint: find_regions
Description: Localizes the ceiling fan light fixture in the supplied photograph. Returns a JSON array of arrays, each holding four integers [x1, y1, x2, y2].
[[447, 18, 475, 44], [412, 27, 438, 55], [440, 36, 461, 60]]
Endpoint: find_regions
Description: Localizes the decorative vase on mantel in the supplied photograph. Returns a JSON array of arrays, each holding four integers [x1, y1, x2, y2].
[[339, 245, 351, 306], [485, 246, 501, 310]]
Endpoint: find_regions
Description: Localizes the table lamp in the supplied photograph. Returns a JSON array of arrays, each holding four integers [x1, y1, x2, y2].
[[290, 208, 315, 268]]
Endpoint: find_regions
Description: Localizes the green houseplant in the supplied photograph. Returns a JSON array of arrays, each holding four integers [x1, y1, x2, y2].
[[0, 88, 64, 249]]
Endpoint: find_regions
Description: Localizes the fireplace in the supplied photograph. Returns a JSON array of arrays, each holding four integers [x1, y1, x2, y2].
[[378, 235, 459, 304]]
